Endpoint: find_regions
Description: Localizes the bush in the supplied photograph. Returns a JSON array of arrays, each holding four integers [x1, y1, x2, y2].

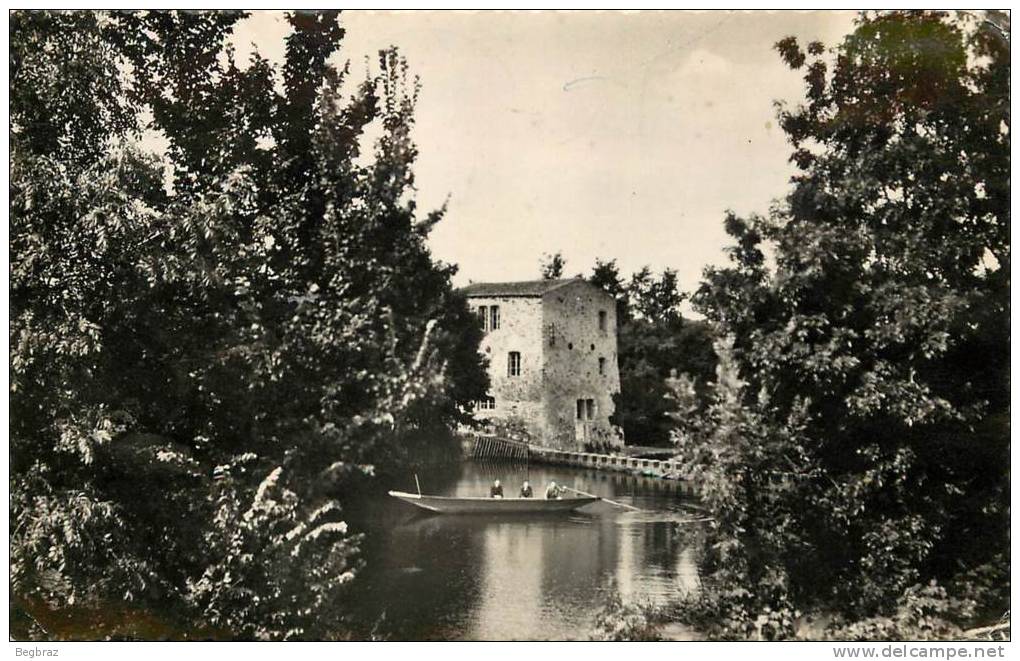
[[590, 591, 663, 641]]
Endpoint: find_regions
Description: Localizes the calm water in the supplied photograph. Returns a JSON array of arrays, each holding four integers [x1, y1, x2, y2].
[[346, 461, 705, 640]]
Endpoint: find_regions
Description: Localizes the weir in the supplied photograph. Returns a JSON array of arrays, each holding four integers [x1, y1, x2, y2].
[[460, 432, 686, 481]]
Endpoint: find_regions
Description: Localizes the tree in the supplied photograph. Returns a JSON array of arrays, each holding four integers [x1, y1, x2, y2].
[[11, 11, 176, 621], [612, 317, 715, 447], [539, 251, 567, 279], [590, 258, 630, 321], [11, 10, 486, 640], [683, 10, 1009, 636], [629, 266, 685, 325]]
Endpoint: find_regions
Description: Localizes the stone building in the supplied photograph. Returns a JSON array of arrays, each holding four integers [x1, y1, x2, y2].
[[460, 278, 623, 450]]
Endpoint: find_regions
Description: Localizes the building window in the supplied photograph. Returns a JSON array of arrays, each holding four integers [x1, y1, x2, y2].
[[586, 398, 596, 420], [598, 357, 606, 375], [598, 310, 608, 332], [477, 396, 496, 410], [576, 399, 584, 420], [477, 305, 489, 331], [490, 305, 500, 330], [507, 351, 521, 377], [576, 398, 596, 420]]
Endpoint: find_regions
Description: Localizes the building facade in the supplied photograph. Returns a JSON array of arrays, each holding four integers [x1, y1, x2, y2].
[[460, 278, 623, 450]]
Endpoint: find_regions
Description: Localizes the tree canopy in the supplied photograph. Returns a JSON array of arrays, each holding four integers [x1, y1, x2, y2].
[[539, 251, 568, 280], [676, 10, 1009, 638], [11, 10, 486, 640]]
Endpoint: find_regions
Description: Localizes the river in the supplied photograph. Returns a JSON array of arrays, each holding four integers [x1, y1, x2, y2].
[[346, 461, 706, 640]]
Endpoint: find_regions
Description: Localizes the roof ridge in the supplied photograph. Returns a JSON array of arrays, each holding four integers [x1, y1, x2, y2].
[[539, 278, 583, 294], [457, 277, 590, 298]]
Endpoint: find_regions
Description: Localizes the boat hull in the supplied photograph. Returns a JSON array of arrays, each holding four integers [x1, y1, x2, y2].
[[388, 490, 599, 514]]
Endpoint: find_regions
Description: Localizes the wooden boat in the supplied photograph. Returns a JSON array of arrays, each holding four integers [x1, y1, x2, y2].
[[388, 490, 599, 514]]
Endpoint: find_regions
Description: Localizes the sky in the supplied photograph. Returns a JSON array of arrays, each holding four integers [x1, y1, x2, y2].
[[227, 10, 859, 311]]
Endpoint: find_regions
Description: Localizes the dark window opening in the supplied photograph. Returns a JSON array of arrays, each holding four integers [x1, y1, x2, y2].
[[478, 305, 489, 331], [598, 357, 606, 375], [598, 310, 608, 332], [508, 351, 521, 377], [490, 305, 500, 330]]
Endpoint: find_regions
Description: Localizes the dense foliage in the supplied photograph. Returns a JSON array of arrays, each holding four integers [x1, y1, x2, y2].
[[11, 10, 486, 640], [671, 10, 1009, 639]]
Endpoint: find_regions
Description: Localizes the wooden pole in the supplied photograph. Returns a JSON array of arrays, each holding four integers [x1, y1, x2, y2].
[[560, 485, 643, 512], [414, 473, 422, 496]]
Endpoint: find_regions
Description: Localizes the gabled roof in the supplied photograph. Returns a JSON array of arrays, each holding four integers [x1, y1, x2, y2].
[[458, 278, 585, 298]]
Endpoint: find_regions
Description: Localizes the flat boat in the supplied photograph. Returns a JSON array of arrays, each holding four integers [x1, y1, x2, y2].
[[388, 490, 599, 514]]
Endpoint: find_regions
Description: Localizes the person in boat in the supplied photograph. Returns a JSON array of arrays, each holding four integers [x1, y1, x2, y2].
[[490, 479, 504, 498], [520, 480, 533, 498], [545, 481, 563, 500]]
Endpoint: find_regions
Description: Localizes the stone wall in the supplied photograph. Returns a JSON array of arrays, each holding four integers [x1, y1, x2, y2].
[[541, 281, 622, 449], [470, 296, 546, 441]]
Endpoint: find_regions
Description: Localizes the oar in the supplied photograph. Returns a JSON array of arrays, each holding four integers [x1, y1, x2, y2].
[[560, 485, 643, 512]]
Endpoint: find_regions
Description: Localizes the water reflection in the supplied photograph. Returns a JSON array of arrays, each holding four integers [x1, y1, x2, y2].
[[349, 462, 703, 640]]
